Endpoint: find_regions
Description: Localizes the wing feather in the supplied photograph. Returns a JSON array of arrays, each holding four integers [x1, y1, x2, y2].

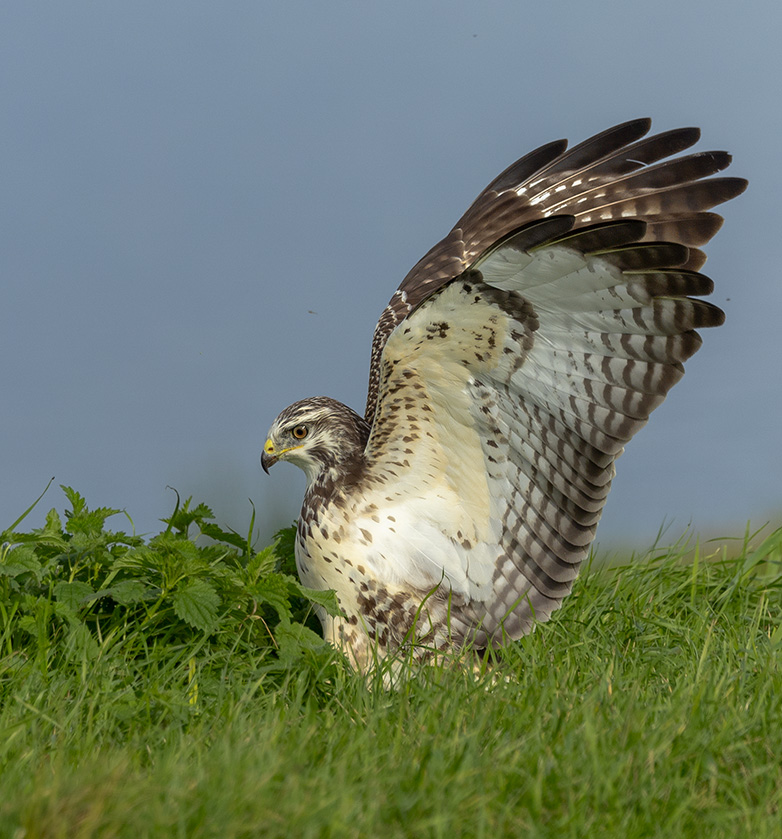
[[364, 120, 747, 422]]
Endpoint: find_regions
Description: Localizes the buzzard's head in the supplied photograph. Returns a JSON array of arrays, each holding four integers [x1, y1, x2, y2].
[[261, 396, 371, 485]]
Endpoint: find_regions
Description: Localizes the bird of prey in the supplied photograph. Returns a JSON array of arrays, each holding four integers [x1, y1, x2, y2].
[[261, 119, 746, 670]]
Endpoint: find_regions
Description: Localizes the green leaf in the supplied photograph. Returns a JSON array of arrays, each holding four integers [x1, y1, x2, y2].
[[163, 499, 215, 536], [18, 615, 37, 636], [53, 600, 78, 622], [44, 507, 63, 535], [293, 582, 342, 618], [251, 572, 293, 622], [275, 621, 332, 664], [199, 521, 247, 551], [67, 508, 122, 537], [61, 485, 122, 537], [109, 579, 154, 605], [0, 545, 43, 579], [61, 486, 87, 518], [64, 620, 100, 661], [172, 579, 220, 631], [246, 546, 276, 585], [53, 580, 95, 611], [6, 529, 69, 552]]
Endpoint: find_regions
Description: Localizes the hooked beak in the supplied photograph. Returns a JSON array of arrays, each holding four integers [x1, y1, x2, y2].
[[261, 440, 278, 474]]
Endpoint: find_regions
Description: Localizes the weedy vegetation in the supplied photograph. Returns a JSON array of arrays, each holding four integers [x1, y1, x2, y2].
[[1, 486, 781, 838]]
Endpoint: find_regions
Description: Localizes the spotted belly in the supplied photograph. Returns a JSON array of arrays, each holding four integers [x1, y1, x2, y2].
[[294, 513, 459, 670]]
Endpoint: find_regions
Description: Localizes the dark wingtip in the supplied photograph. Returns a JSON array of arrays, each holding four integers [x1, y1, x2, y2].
[[726, 177, 749, 199]]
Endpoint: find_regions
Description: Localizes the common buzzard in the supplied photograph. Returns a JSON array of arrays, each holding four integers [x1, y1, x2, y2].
[[261, 119, 746, 669]]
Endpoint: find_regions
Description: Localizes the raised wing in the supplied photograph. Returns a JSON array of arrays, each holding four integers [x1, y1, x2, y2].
[[364, 118, 746, 423], [358, 215, 736, 646]]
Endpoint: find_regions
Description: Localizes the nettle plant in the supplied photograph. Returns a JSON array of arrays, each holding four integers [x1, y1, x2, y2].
[[0, 486, 340, 680]]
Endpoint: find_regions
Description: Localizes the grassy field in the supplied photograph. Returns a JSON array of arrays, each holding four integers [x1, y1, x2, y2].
[[1, 488, 781, 838]]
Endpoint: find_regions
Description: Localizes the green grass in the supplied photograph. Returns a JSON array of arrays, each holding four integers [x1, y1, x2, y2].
[[1, 488, 781, 838]]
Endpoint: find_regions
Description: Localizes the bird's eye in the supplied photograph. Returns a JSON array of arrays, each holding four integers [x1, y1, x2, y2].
[[292, 425, 308, 440]]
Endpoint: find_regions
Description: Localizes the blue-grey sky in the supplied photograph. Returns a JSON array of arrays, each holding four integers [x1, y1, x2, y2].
[[2, 2, 780, 550]]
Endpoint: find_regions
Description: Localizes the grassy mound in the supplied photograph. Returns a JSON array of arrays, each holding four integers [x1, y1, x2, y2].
[[1, 487, 781, 837]]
